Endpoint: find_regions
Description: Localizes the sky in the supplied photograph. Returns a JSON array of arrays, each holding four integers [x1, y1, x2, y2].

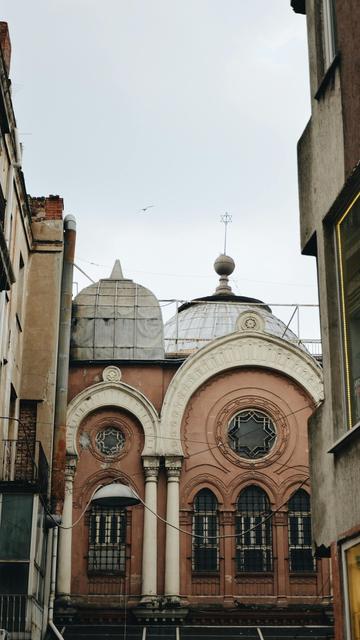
[[1, 1, 319, 337]]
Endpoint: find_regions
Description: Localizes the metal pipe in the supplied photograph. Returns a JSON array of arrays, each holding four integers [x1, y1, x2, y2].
[[48, 527, 65, 640], [52, 215, 76, 508]]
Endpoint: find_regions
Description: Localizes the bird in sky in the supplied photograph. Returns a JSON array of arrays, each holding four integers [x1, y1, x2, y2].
[[137, 204, 155, 214]]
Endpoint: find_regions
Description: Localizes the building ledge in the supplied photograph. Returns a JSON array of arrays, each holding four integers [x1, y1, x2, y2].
[[328, 420, 360, 455], [314, 54, 340, 101]]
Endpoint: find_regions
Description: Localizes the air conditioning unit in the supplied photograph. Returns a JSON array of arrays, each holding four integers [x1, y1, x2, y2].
[[0, 630, 8, 639]]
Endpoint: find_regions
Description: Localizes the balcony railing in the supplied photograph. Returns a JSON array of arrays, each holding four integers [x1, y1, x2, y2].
[[0, 440, 49, 496]]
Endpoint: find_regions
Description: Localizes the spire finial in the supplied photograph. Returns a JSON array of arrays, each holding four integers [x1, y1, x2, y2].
[[220, 212, 232, 254], [109, 259, 124, 280], [213, 254, 235, 295]]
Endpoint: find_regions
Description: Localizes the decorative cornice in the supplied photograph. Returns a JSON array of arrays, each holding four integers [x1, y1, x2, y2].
[[66, 381, 160, 457], [161, 331, 323, 456]]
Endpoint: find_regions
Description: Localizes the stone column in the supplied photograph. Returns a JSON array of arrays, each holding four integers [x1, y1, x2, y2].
[[57, 457, 76, 598], [274, 509, 288, 602], [164, 457, 182, 601], [222, 510, 234, 603], [141, 456, 160, 602]]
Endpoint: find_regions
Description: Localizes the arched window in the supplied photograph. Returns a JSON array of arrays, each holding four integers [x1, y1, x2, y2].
[[192, 489, 219, 572], [288, 489, 314, 572], [236, 486, 272, 572], [87, 505, 126, 574]]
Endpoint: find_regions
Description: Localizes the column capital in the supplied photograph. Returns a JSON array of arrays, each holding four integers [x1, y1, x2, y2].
[[165, 456, 182, 479], [64, 455, 77, 482], [142, 456, 160, 480]]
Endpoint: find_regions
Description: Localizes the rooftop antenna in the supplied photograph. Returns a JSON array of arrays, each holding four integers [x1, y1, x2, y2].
[[220, 212, 232, 254]]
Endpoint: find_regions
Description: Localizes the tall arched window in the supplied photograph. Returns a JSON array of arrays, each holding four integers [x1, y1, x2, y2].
[[87, 505, 126, 574], [192, 489, 219, 572], [288, 489, 314, 572], [236, 486, 272, 572]]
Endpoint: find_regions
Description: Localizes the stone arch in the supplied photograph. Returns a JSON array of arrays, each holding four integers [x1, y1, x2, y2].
[[182, 474, 227, 507], [161, 331, 323, 456], [66, 381, 160, 458]]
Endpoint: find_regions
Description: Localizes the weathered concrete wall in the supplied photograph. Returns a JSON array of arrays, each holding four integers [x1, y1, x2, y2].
[[20, 216, 63, 463]]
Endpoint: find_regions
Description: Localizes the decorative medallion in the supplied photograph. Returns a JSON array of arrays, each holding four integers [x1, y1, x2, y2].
[[236, 311, 265, 333], [95, 426, 125, 456], [102, 366, 122, 383]]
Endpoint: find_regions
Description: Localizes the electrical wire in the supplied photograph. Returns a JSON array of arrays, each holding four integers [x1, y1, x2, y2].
[[0, 400, 317, 537]]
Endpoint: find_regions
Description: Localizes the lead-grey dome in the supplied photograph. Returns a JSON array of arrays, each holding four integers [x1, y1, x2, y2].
[[164, 254, 302, 354], [71, 260, 164, 361]]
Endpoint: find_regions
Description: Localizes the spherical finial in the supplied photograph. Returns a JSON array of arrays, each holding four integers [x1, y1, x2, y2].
[[214, 254, 235, 277]]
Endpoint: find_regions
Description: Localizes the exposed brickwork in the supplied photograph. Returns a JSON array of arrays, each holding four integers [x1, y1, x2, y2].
[[29, 195, 64, 221], [19, 400, 37, 443], [0, 22, 11, 75], [16, 400, 37, 479]]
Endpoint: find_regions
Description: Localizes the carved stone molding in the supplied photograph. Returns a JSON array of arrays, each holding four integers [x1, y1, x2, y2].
[[165, 456, 182, 479], [66, 381, 160, 458], [215, 395, 289, 470], [161, 332, 323, 456], [143, 456, 160, 480]]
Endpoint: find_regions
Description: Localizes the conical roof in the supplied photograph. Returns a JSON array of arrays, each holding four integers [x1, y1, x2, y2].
[[71, 260, 164, 361]]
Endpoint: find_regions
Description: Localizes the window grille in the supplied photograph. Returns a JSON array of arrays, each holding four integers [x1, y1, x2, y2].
[[288, 489, 315, 572], [192, 489, 219, 572], [236, 486, 272, 572], [88, 506, 126, 574], [228, 409, 276, 459]]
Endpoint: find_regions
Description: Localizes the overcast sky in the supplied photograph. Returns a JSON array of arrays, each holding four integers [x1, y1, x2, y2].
[[1, 1, 318, 336]]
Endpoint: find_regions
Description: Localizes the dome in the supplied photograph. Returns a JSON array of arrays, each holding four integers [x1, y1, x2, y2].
[[71, 260, 164, 361], [164, 255, 302, 354]]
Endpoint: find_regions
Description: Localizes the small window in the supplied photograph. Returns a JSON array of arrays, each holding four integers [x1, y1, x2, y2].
[[228, 409, 276, 459], [16, 254, 25, 326], [88, 506, 126, 574], [288, 490, 315, 572], [236, 486, 272, 572], [192, 489, 219, 572], [336, 193, 360, 428], [322, 0, 336, 70]]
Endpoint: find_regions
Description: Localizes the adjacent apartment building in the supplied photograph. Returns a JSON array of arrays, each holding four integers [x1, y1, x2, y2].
[[291, 1, 360, 638], [0, 22, 73, 639]]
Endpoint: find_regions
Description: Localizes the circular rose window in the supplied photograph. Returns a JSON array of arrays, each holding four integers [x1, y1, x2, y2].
[[228, 409, 276, 459], [95, 426, 125, 456]]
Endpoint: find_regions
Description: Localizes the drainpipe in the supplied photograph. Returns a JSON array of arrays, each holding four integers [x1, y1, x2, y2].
[[48, 527, 65, 640], [52, 214, 76, 509]]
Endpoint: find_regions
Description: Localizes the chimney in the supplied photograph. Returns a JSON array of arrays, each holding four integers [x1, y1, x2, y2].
[[29, 195, 64, 221], [0, 23, 11, 75]]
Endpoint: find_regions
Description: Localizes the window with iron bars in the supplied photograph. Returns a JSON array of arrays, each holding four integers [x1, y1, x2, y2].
[[288, 489, 315, 572], [192, 489, 219, 573], [236, 486, 272, 573], [88, 506, 126, 574]]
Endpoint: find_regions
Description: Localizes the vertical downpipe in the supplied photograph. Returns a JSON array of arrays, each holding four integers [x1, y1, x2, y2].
[[52, 215, 76, 510]]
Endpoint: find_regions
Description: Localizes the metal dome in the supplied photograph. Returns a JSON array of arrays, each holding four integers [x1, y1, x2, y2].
[[164, 254, 303, 354], [164, 301, 301, 354], [71, 260, 164, 361]]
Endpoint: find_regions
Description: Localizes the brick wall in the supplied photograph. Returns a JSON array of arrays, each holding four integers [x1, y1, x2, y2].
[[29, 195, 64, 221], [0, 22, 11, 75]]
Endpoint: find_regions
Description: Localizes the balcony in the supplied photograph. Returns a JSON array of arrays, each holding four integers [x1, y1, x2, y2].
[[0, 440, 49, 496]]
